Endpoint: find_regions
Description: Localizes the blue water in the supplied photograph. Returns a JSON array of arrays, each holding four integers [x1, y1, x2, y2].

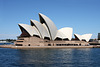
[[0, 48, 100, 67], [0, 43, 13, 45]]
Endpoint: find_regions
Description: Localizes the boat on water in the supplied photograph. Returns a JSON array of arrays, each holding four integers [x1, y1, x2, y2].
[[0, 41, 13, 45], [0, 41, 7, 43]]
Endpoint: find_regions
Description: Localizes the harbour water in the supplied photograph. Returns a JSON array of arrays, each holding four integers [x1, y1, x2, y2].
[[0, 42, 13, 45], [0, 47, 100, 67]]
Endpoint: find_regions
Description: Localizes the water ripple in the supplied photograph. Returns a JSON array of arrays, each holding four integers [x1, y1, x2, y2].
[[0, 48, 100, 67]]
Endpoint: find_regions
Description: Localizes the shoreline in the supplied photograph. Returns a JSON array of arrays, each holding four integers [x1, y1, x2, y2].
[[0, 45, 100, 49]]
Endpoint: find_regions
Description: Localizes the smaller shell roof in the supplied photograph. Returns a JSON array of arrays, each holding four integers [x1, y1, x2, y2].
[[18, 24, 41, 37], [74, 34, 82, 41], [54, 30, 66, 39], [74, 34, 92, 42], [81, 34, 92, 42], [55, 27, 73, 40]]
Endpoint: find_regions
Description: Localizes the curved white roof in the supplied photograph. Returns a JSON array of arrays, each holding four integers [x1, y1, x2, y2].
[[18, 24, 41, 37], [74, 34, 92, 42], [30, 20, 50, 39], [81, 34, 92, 42], [57, 27, 73, 40], [74, 34, 82, 41], [54, 30, 65, 39], [42, 23, 51, 39], [39, 13, 57, 40]]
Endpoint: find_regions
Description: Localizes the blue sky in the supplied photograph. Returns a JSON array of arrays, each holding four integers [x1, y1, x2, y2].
[[0, 0, 100, 39]]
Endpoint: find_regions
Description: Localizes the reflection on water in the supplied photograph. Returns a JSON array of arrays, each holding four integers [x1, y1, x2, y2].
[[0, 48, 100, 67]]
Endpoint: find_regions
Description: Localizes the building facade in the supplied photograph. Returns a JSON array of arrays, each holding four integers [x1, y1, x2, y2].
[[98, 33, 100, 40]]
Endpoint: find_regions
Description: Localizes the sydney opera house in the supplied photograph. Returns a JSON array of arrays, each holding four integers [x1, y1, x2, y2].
[[14, 13, 92, 46]]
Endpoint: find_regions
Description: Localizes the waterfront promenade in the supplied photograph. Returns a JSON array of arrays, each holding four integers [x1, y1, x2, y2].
[[0, 45, 100, 49]]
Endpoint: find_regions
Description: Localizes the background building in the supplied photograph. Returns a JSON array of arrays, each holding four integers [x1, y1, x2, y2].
[[98, 33, 100, 40], [98, 33, 100, 43]]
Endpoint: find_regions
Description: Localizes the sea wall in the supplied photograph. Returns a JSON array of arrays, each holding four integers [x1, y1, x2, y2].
[[0, 45, 100, 49]]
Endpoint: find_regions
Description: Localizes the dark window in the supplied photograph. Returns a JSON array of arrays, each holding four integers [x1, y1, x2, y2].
[[56, 44, 61, 46], [16, 41, 23, 42], [15, 44, 22, 46], [28, 44, 30, 46], [48, 44, 51, 46]]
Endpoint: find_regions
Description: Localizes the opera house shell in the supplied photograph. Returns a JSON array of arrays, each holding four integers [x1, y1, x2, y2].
[[15, 13, 92, 46], [74, 34, 92, 42]]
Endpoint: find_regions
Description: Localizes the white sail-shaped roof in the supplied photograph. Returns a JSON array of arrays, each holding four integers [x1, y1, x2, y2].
[[74, 34, 82, 41], [39, 13, 57, 40], [56, 27, 73, 40], [74, 34, 92, 42], [30, 20, 50, 39], [81, 34, 92, 42], [54, 30, 66, 39], [18, 24, 41, 37]]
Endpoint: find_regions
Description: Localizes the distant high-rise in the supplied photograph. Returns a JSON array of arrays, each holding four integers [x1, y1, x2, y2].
[[98, 33, 100, 40]]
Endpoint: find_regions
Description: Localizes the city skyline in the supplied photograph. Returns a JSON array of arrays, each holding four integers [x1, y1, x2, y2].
[[0, 0, 100, 39]]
